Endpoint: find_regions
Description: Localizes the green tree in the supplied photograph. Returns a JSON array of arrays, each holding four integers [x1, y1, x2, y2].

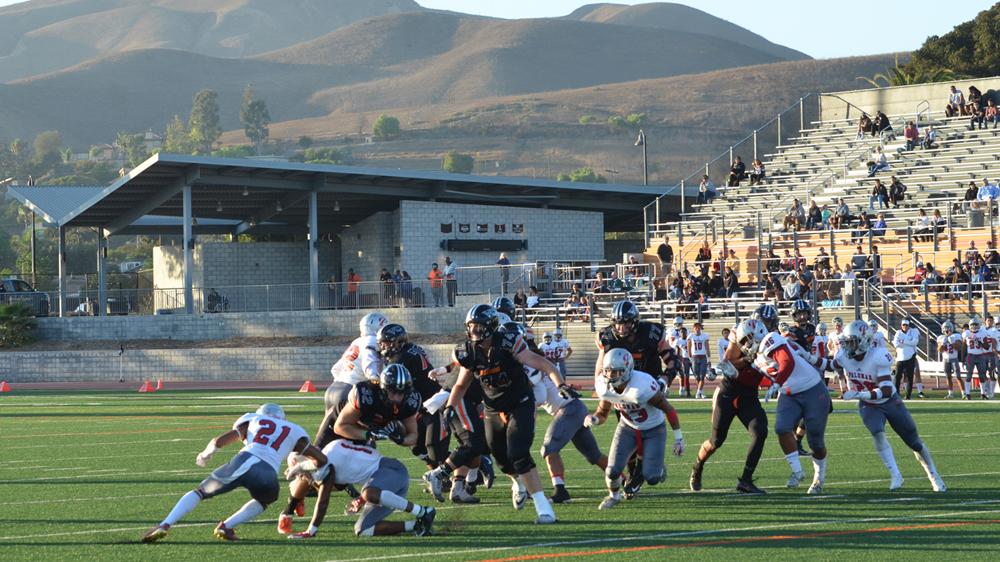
[[115, 131, 149, 168], [240, 85, 271, 154], [212, 145, 255, 159], [906, 4, 1000, 79], [857, 54, 958, 88], [579, 115, 596, 125], [164, 115, 195, 154], [443, 151, 474, 174], [557, 167, 607, 183], [302, 147, 351, 165], [8, 138, 28, 179], [297, 136, 313, 149], [188, 89, 222, 155], [373, 114, 401, 140], [31, 130, 62, 170]]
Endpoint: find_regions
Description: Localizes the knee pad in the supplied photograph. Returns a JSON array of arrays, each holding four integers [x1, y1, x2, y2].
[[644, 465, 666, 486], [806, 427, 825, 452], [606, 467, 622, 481], [512, 455, 535, 475]]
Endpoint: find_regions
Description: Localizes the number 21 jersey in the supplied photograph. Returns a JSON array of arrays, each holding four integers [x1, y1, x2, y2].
[[233, 413, 310, 472]]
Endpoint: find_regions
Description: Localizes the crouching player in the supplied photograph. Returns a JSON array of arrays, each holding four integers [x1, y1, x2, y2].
[[834, 320, 946, 492], [284, 438, 437, 538], [587, 348, 684, 510], [142, 403, 324, 542]]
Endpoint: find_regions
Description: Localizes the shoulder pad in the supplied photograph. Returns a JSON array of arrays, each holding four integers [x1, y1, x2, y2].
[[761, 332, 787, 355]]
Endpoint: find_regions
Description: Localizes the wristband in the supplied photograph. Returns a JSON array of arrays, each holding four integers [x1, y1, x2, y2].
[[673, 429, 684, 441], [200, 440, 220, 457]]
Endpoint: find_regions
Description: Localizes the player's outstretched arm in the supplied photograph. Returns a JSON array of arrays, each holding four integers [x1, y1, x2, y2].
[[516, 346, 562, 388], [195, 425, 244, 466]]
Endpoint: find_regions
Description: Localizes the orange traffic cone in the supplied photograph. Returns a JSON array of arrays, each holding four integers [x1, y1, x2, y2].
[[138, 381, 155, 393], [299, 380, 317, 393], [155, 379, 164, 391], [0, 381, 10, 392]]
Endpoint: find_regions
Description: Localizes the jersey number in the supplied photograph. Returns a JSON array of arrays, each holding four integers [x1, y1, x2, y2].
[[252, 419, 292, 451]]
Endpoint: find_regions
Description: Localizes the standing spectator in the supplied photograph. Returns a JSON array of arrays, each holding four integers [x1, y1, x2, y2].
[[889, 176, 907, 208], [443, 256, 457, 307], [698, 175, 716, 204], [876, 179, 889, 208], [922, 125, 938, 149], [867, 146, 889, 177], [903, 121, 920, 151], [748, 158, 766, 186], [327, 275, 339, 309], [805, 201, 823, 230], [428, 262, 444, 307], [985, 99, 1000, 129], [379, 268, 394, 306], [656, 237, 674, 275], [727, 156, 747, 187], [945, 85, 965, 117], [400, 270, 413, 306], [497, 252, 511, 295], [892, 319, 920, 399], [347, 268, 361, 308], [727, 248, 740, 279]]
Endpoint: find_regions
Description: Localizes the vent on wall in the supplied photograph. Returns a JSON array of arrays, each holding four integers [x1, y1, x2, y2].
[[440, 239, 527, 252]]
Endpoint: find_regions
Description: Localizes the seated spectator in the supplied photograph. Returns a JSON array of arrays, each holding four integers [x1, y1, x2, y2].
[[781, 249, 796, 272], [867, 146, 889, 177], [907, 261, 926, 285], [971, 101, 987, 130], [831, 197, 852, 229], [914, 208, 933, 242], [590, 272, 609, 293], [820, 204, 833, 229], [922, 125, 939, 149], [851, 246, 869, 278], [857, 113, 873, 139], [966, 85, 983, 115], [966, 240, 979, 265], [977, 178, 1000, 207], [986, 99, 1000, 129], [782, 198, 806, 231], [872, 111, 894, 140], [697, 175, 717, 204], [513, 287, 527, 309], [727, 156, 747, 187], [805, 201, 823, 230], [872, 213, 887, 237], [814, 247, 832, 271], [708, 270, 724, 297], [749, 159, 766, 186], [964, 181, 979, 211], [728, 249, 741, 278], [933, 208, 947, 231], [889, 176, 907, 208], [903, 121, 920, 151], [723, 267, 739, 298], [853, 213, 872, 242], [986, 242, 1000, 267], [869, 178, 888, 210], [526, 286, 540, 308], [945, 85, 965, 117]]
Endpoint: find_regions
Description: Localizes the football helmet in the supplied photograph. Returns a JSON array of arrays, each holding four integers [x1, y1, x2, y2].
[[542, 331, 553, 343], [493, 296, 516, 320], [970, 316, 982, 330], [673, 316, 684, 328], [752, 304, 779, 331], [832, 316, 844, 328], [792, 299, 811, 323], [841, 320, 872, 360], [942, 321, 954, 335], [378, 363, 413, 404], [817, 322, 827, 336], [735, 319, 768, 359], [360, 312, 389, 337], [466, 304, 500, 343], [778, 321, 790, 335], [602, 347, 634, 388], [376, 323, 407, 358], [256, 403, 286, 420], [554, 328, 563, 339], [611, 300, 640, 338]]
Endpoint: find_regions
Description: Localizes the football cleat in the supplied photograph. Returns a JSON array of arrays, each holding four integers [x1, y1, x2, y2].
[[737, 479, 766, 494], [551, 485, 571, 504], [511, 484, 528, 510], [535, 513, 557, 525], [142, 524, 169, 543], [481, 456, 496, 489], [414, 507, 436, 537], [213, 521, 238, 541], [450, 484, 481, 504], [806, 481, 824, 495], [287, 530, 315, 540], [422, 470, 446, 503], [689, 463, 703, 492], [918, 392, 926, 398], [598, 494, 622, 510], [277, 514, 293, 535], [787, 470, 806, 488], [889, 472, 904, 491], [345, 496, 366, 515], [931, 474, 947, 493]]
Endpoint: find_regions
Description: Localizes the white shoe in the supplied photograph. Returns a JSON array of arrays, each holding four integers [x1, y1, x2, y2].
[[889, 472, 904, 491], [807, 480, 824, 495], [787, 470, 806, 488], [931, 474, 947, 493], [696, 391, 705, 399], [945, 391, 954, 398], [598, 494, 621, 510], [422, 470, 446, 503], [511, 485, 528, 510], [535, 513, 557, 524]]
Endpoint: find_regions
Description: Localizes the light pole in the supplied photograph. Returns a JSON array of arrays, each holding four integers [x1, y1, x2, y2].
[[634, 129, 648, 186]]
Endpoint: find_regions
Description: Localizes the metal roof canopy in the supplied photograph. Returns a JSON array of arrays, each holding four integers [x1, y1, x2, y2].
[[35, 153, 665, 235]]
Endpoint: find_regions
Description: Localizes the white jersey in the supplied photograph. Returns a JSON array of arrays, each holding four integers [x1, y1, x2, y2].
[[937, 333, 962, 361], [757, 332, 823, 395], [717, 338, 729, 364], [539, 341, 562, 362], [811, 335, 829, 359], [828, 330, 844, 357], [233, 413, 310, 473], [595, 369, 665, 431], [689, 333, 710, 358], [555, 339, 571, 360], [963, 328, 993, 356], [331, 335, 382, 384], [835, 347, 896, 404], [674, 337, 689, 359], [871, 330, 886, 350], [990, 327, 1000, 354], [667, 327, 683, 350], [322, 439, 382, 486], [537, 375, 572, 416]]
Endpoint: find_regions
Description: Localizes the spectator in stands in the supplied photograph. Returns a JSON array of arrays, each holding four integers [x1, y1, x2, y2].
[[708, 269, 724, 297], [590, 272, 609, 294], [867, 146, 889, 177], [815, 247, 832, 271], [727, 156, 747, 187], [914, 209, 933, 242], [380, 268, 394, 305], [872, 213, 887, 237], [723, 266, 739, 298], [965, 85, 983, 115], [820, 204, 833, 229], [964, 181, 980, 211], [946, 85, 965, 117], [948, 258, 969, 298], [793, 248, 806, 271], [698, 175, 716, 204], [728, 248, 740, 278], [782, 198, 805, 231], [965, 240, 979, 265], [831, 198, 851, 229], [933, 208, 946, 232], [922, 125, 939, 150], [902, 121, 920, 151], [656, 237, 673, 275], [870, 179, 889, 209], [872, 111, 895, 140], [868, 245, 882, 277], [851, 245, 869, 278], [805, 201, 823, 230], [971, 99, 987, 130], [907, 261, 926, 285], [527, 286, 540, 308], [797, 261, 814, 300], [977, 178, 1000, 208], [986, 243, 1000, 268], [853, 212, 872, 242], [513, 287, 527, 310], [857, 113, 873, 139], [765, 249, 780, 273], [749, 158, 766, 187], [764, 270, 782, 301], [986, 99, 1000, 129], [443, 256, 457, 307], [889, 176, 907, 208], [781, 249, 796, 272], [497, 252, 511, 294], [428, 263, 444, 307], [347, 268, 361, 308], [400, 271, 413, 305]]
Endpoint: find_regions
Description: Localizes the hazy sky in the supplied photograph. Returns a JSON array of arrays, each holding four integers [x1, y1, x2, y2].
[[0, 0, 986, 60]]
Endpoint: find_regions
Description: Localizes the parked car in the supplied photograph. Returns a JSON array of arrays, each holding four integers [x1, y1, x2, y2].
[[0, 279, 51, 317]]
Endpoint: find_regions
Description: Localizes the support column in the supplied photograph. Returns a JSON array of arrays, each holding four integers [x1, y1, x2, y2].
[[183, 185, 194, 314], [309, 191, 319, 310], [97, 229, 107, 316], [57, 226, 66, 317]]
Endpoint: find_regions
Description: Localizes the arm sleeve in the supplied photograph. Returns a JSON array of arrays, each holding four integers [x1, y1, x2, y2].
[[768, 346, 796, 386]]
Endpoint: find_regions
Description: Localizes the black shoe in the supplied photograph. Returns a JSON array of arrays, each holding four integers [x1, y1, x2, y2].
[[414, 507, 436, 537], [624, 457, 644, 499], [465, 481, 477, 495], [796, 439, 812, 457], [480, 455, 495, 489], [689, 463, 703, 492], [737, 478, 766, 494], [551, 485, 571, 504]]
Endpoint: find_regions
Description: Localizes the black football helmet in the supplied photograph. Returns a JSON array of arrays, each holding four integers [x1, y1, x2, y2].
[[378, 363, 413, 404], [465, 304, 500, 343], [376, 323, 407, 358], [792, 299, 812, 324], [611, 300, 640, 338], [752, 304, 779, 332], [493, 296, 516, 320]]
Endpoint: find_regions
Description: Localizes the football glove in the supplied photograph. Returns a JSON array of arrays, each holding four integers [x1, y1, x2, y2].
[[716, 361, 738, 379], [195, 440, 219, 467], [764, 384, 779, 403], [842, 389, 862, 400], [706, 367, 718, 382], [558, 383, 581, 400], [583, 414, 601, 428], [385, 420, 407, 445], [365, 427, 391, 442], [429, 366, 449, 381], [672, 431, 685, 456]]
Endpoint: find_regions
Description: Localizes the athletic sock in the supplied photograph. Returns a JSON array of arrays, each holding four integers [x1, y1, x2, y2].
[[812, 457, 827, 482], [465, 468, 479, 484], [378, 491, 410, 512], [433, 464, 452, 478], [784, 452, 803, 474], [964, 381, 971, 395], [913, 442, 939, 477], [916, 383, 924, 393], [873, 434, 900, 476], [404, 521, 415, 532], [551, 475, 564, 487], [162, 490, 201, 526], [283, 497, 302, 516], [532, 491, 554, 517], [223, 499, 265, 528]]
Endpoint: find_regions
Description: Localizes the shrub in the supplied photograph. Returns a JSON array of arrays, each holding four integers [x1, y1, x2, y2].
[[443, 151, 474, 174], [608, 115, 627, 130], [579, 115, 596, 125], [373, 114, 401, 140], [626, 113, 647, 127], [0, 303, 36, 348]]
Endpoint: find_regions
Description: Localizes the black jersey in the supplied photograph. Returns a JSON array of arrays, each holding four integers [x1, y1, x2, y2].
[[386, 342, 441, 401], [597, 321, 666, 377], [349, 380, 421, 429], [455, 327, 533, 413], [788, 323, 816, 352]]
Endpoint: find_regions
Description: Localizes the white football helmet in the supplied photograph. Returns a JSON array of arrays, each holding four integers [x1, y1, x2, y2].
[[833, 316, 844, 328], [735, 319, 768, 359], [256, 402, 286, 420], [602, 348, 634, 388], [970, 316, 982, 330], [942, 321, 954, 335], [360, 312, 389, 337], [817, 322, 828, 336], [868, 319, 879, 332], [543, 331, 553, 342], [673, 316, 684, 328], [841, 320, 872, 360]]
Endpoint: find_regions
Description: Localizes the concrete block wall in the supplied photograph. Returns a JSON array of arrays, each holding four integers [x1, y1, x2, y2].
[[0, 345, 457, 383], [821, 76, 1000, 122], [340, 210, 398, 282]]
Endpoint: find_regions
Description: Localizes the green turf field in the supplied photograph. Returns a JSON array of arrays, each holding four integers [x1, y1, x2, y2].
[[1, 390, 998, 562]]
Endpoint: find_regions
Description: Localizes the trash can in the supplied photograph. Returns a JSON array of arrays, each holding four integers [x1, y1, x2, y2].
[[742, 225, 756, 240], [968, 209, 984, 228]]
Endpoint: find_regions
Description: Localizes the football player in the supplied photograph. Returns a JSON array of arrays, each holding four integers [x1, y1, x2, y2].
[[834, 320, 946, 491], [827, 317, 848, 393], [743, 316, 832, 494], [675, 327, 691, 396], [142, 403, 323, 543], [283, 438, 437, 538], [326, 313, 388, 412], [586, 348, 684, 509], [787, 300, 816, 351], [428, 304, 566, 524], [689, 318, 768, 495], [553, 329, 572, 382], [937, 321, 963, 398], [868, 319, 887, 349], [688, 322, 712, 399], [963, 316, 993, 399]]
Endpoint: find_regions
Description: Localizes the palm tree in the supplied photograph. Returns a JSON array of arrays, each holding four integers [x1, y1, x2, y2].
[[857, 54, 960, 88]]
